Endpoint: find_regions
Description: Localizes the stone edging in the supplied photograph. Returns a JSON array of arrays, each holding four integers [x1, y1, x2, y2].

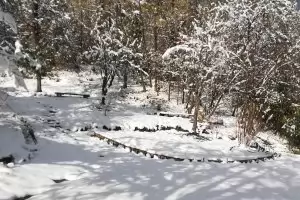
[[91, 132, 281, 164]]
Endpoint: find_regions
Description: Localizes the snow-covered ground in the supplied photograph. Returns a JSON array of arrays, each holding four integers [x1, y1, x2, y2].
[[99, 129, 269, 160], [1, 71, 299, 200]]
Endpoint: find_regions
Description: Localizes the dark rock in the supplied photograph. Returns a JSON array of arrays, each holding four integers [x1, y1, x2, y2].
[[202, 129, 210, 134], [174, 158, 184, 162], [12, 195, 33, 200], [53, 179, 68, 183], [250, 142, 265, 152], [114, 126, 122, 131], [137, 149, 142, 154], [175, 126, 189, 132], [112, 141, 119, 147], [0, 155, 14, 165], [258, 146, 265, 152], [250, 142, 258, 149], [140, 127, 147, 132], [187, 132, 199, 136], [141, 150, 147, 156], [103, 125, 110, 131], [85, 124, 92, 131], [228, 135, 237, 140], [208, 159, 222, 163], [50, 125, 62, 129]]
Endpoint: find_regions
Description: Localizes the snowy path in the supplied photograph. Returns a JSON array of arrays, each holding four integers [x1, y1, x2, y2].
[[1, 132, 299, 200], [1, 72, 299, 200]]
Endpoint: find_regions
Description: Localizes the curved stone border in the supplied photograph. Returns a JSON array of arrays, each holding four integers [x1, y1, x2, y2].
[[96, 124, 210, 141], [134, 125, 189, 133], [91, 132, 281, 164], [12, 194, 33, 200]]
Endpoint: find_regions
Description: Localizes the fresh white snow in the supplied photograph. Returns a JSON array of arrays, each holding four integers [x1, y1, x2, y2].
[[0, 71, 299, 200]]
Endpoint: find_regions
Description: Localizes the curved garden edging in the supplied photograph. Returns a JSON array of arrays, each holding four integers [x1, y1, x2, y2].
[[90, 132, 281, 164]]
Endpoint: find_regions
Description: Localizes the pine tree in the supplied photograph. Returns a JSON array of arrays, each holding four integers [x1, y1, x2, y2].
[[16, 0, 70, 92]]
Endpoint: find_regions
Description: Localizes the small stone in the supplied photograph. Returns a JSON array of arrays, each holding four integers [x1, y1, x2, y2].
[[72, 127, 78, 132], [7, 163, 14, 167], [114, 126, 122, 131], [92, 123, 98, 129]]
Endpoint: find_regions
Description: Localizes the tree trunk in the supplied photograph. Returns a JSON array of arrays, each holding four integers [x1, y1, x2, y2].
[[168, 82, 171, 101], [155, 77, 158, 94], [36, 69, 42, 92], [138, 0, 147, 92], [102, 68, 108, 105], [192, 95, 200, 133], [33, 0, 42, 92], [232, 107, 237, 116], [108, 73, 115, 88], [208, 94, 224, 118], [79, 0, 84, 54], [153, 23, 159, 93], [140, 71, 146, 92], [186, 90, 192, 109], [187, 93, 195, 114], [182, 86, 185, 104], [149, 69, 153, 88], [177, 82, 180, 105], [123, 69, 128, 89]]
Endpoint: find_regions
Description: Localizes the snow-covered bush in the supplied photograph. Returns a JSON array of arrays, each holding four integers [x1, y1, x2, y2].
[[85, 4, 145, 105], [163, 0, 300, 143], [223, 0, 300, 144], [282, 108, 300, 148], [0, 2, 28, 90]]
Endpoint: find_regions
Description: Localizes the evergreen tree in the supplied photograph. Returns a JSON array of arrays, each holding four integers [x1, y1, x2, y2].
[[16, 0, 70, 92]]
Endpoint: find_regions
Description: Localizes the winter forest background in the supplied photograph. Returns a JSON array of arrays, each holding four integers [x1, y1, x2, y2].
[[1, 0, 300, 150], [1, 0, 300, 199]]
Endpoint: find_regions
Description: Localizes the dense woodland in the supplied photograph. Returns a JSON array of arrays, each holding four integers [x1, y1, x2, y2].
[[1, 0, 300, 149]]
